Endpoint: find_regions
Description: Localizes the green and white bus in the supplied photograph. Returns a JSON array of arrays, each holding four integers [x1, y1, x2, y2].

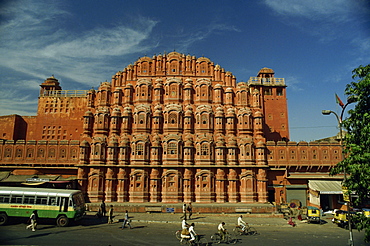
[[0, 186, 85, 227]]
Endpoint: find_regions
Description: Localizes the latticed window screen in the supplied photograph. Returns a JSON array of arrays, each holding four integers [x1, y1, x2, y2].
[[136, 144, 144, 155], [139, 114, 145, 124], [169, 113, 177, 124], [201, 144, 209, 155], [168, 142, 177, 154]]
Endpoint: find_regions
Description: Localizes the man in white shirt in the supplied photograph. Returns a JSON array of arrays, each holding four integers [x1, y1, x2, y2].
[[188, 223, 197, 243], [237, 215, 248, 232], [181, 219, 189, 235], [180, 203, 187, 220], [218, 222, 227, 241], [182, 219, 189, 229]]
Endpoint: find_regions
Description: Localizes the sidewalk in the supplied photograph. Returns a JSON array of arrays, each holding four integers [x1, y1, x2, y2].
[[87, 211, 293, 227]]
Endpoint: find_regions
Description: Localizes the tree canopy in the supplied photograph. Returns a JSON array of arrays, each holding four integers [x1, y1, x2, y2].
[[331, 64, 370, 241]]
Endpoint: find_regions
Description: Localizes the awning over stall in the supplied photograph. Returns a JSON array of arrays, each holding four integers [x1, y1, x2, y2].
[[308, 180, 343, 194]]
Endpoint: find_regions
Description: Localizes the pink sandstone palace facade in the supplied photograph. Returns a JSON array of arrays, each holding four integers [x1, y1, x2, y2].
[[0, 52, 343, 209]]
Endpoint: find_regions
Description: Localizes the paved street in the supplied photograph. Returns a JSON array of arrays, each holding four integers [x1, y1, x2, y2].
[[0, 212, 369, 246]]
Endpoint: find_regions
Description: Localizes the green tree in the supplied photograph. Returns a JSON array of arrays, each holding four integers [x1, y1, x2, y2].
[[331, 64, 370, 242]]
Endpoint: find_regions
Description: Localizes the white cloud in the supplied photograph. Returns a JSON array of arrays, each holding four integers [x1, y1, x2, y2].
[[285, 76, 304, 91], [172, 23, 241, 52], [0, 0, 160, 116], [0, 0, 158, 83], [263, 0, 361, 22]]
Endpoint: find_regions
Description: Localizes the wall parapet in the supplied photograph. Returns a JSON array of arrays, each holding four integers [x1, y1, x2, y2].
[[40, 90, 88, 97], [266, 140, 340, 146]]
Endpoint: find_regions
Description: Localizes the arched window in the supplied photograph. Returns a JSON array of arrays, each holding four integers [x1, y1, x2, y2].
[[136, 144, 144, 155], [241, 91, 246, 104], [201, 144, 209, 155], [169, 113, 177, 124], [48, 148, 55, 158], [26, 148, 33, 158], [201, 114, 208, 124], [142, 63, 148, 73], [60, 148, 66, 158], [201, 86, 207, 97], [168, 142, 177, 154], [139, 113, 145, 125], [170, 84, 177, 97], [16, 148, 22, 158], [141, 86, 146, 97]]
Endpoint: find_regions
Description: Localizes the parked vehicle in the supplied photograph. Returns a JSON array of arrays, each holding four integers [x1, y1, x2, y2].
[[362, 208, 370, 218], [0, 186, 85, 227], [306, 206, 321, 224], [332, 209, 356, 229]]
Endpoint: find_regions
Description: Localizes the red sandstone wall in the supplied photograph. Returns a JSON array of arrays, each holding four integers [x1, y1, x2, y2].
[[262, 87, 289, 141], [30, 97, 88, 140], [0, 115, 17, 140]]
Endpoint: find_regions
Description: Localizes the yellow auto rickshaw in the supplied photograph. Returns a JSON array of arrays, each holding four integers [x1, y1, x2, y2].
[[307, 206, 321, 224], [363, 208, 370, 218], [332, 209, 356, 229]]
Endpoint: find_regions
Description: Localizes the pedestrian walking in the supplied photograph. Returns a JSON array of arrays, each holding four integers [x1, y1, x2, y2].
[[187, 202, 193, 220], [26, 210, 38, 231], [180, 203, 187, 220], [100, 200, 106, 216], [121, 210, 132, 229], [108, 205, 114, 224]]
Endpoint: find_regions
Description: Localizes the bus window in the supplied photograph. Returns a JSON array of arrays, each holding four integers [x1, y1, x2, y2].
[[36, 196, 48, 205], [11, 195, 23, 204], [0, 195, 10, 203], [59, 197, 69, 212], [24, 196, 36, 204], [48, 197, 58, 206]]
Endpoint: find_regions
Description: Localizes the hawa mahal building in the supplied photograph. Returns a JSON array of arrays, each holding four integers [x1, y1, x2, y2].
[[0, 52, 343, 209]]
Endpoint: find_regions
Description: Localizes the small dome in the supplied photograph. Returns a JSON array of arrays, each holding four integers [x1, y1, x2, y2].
[[257, 67, 275, 77], [45, 75, 58, 82], [84, 110, 93, 116]]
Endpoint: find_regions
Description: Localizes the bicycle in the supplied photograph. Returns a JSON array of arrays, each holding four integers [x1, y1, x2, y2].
[[175, 231, 208, 245], [210, 231, 236, 244], [233, 224, 258, 236]]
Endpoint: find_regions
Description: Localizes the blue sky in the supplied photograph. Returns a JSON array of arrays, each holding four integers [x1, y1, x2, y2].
[[0, 0, 369, 142]]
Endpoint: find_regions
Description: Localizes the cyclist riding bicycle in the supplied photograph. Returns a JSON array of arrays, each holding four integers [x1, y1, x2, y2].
[[181, 219, 190, 236], [237, 215, 248, 232], [188, 223, 197, 244], [218, 222, 227, 241]]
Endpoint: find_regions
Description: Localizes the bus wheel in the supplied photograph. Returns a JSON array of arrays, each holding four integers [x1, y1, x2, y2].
[[0, 213, 8, 225], [56, 215, 69, 227]]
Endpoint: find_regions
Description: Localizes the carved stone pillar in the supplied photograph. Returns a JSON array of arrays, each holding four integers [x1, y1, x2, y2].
[[87, 167, 104, 202], [104, 167, 116, 202], [116, 168, 129, 202], [183, 168, 193, 202], [257, 168, 268, 203], [149, 169, 161, 202], [227, 169, 238, 203], [215, 168, 226, 203]]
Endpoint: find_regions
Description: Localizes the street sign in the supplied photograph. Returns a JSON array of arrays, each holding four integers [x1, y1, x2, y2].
[[342, 186, 350, 202], [166, 208, 174, 213]]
